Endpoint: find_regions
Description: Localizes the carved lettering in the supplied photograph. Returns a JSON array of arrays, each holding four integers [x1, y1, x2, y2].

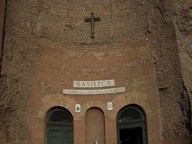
[[63, 87, 125, 95], [73, 80, 115, 88]]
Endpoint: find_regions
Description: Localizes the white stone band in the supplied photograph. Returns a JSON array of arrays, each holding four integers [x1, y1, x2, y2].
[[63, 87, 125, 95]]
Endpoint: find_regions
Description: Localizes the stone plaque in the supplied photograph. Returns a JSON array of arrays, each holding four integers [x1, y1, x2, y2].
[[73, 79, 115, 88], [63, 87, 125, 95]]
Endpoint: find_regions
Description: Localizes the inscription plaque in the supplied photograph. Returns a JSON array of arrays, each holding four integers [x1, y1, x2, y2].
[[73, 79, 115, 88], [63, 87, 125, 95]]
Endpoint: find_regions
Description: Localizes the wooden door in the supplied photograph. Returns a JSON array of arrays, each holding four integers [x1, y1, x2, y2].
[[46, 107, 73, 144], [47, 126, 73, 144]]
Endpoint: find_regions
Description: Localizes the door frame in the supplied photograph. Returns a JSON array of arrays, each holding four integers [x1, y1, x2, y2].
[[117, 105, 147, 144], [46, 107, 74, 144], [117, 123, 146, 144]]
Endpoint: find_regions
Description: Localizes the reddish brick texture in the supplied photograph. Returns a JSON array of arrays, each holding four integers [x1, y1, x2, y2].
[[0, 0, 191, 144], [30, 43, 161, 144]]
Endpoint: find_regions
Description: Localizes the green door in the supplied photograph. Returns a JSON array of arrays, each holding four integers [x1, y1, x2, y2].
[[47, 126, 73, 144], [46, 107, 73, 144]]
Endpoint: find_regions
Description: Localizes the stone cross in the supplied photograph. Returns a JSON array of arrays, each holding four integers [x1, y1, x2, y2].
[[84, 12, 100, 38]]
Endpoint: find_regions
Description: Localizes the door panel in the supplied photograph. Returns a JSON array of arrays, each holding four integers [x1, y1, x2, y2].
[[50, 137, 61, 144], [62, 137, 70, 144], [48, 128, 73, 144], [62, 131, 72, 144]]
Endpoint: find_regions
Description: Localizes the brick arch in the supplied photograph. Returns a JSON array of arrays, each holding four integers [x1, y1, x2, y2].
[[112, 92, 152, 118], [80, 101, 108, 118], [38, 94, 78, 119]]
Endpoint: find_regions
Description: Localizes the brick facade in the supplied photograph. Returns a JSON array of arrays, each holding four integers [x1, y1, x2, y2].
[[0, 0, 191, 144], [30, 43, 161, 144]]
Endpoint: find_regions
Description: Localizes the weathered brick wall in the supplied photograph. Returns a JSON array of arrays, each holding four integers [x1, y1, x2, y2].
[[0, 0, 5, 72], [0, 0, 191, 144], [0, 0, 6, 143], [146, 0, 191, 141], [0, 1, 41, 143], [177, 0, 192, 105]]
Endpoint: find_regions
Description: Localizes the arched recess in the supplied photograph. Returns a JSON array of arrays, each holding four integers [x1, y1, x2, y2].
[[46, 106, 73, 144], [80, 100, 108, 118], [85, 107, 106, 144], [117, 104, 147, 144]]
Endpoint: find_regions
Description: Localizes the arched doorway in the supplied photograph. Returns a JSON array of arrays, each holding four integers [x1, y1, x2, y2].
[[46, 107, 73, 144], [117, 105, 147, 144]]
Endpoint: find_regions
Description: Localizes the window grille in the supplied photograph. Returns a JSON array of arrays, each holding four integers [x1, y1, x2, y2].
[[48, 109, 73, 124], [118, 107, 144, 123]]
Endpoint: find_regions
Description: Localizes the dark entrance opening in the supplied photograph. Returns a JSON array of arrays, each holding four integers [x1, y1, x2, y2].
[[117, 105, 147, 144], [119, 127, 143, 144], [46, 107, 73, 144]]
